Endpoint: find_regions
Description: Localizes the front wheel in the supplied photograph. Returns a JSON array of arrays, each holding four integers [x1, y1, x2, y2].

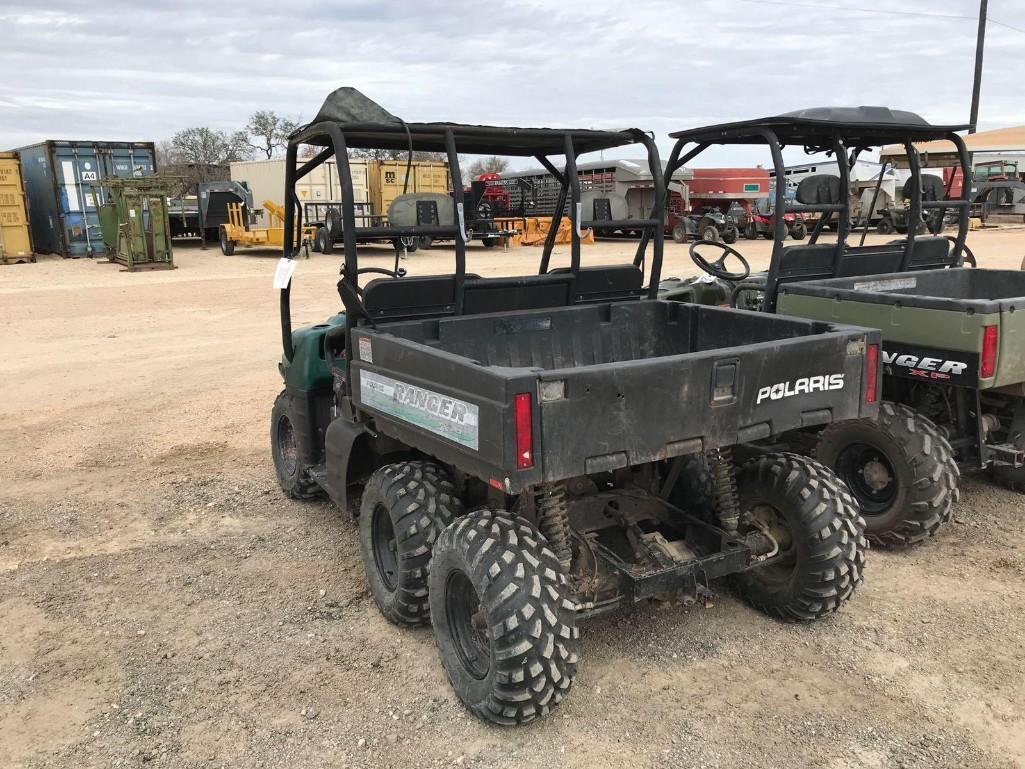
[[219, 227, 235, 255], [744, 221, 758, 240], [481, 237, 498, 249], [270, 391, 320, 499], [733, 453, 866, 621], [815, 403, 959, 548], [790, 221, 808, 240], [721, 224, 739, 244], [876, 217, 894, 235], [359, 462, 463, 626], [429, 510, 578, 725]]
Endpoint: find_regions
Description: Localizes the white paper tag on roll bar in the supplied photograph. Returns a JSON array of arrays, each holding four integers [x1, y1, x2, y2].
[[273, 257, 297, 289]]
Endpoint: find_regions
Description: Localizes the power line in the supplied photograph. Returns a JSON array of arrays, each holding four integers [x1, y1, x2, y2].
[[736, 0, 1025, 35], [989, 17, 1025, 35], [736, 0, 976, 20]]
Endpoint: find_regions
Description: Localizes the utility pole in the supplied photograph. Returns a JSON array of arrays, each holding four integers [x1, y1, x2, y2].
[[969, 0, 987, 134]]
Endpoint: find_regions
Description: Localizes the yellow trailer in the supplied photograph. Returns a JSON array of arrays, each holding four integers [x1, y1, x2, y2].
[[0, 152, 35, 264], [219, 199, 331, 255]]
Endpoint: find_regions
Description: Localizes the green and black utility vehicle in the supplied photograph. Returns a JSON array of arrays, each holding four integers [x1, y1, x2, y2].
[[271, 89, 875, 725], [660, 107, 1023, 547]]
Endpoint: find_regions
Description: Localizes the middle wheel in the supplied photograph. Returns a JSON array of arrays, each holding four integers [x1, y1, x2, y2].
[[358, 461, 463, 626]]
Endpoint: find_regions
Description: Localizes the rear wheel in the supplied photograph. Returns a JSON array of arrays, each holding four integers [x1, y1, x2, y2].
[[815, 403, 959, 548], [429, 510, 578, 725], [359, 461, 463, 626], [671, 223, 687, 243], [876, 217, 894, 235], [667, 453, 717, 523], [219, 228, 235, 255], [270, 390, 320, 499], [744, 221, 758, 239], [482, 237, 498, 249], [790, 221, 808, 240], [733, 453, 866, 621], [721, 224, 739, 244], [761, 231, 774, 240], [418, 235, 433, 250]]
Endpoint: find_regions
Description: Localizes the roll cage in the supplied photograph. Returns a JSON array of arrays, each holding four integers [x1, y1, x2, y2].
[[665, 107, 973, 310], [278, 88, 666, 362]]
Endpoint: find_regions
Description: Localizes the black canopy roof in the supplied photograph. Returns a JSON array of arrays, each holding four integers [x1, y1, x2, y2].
[[669, 107, 969, 146], [290, 87, 643, 156]]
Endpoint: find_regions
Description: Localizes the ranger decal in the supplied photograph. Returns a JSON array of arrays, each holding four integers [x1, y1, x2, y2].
[[880, 342, 979, 385], [360, 371, 479, 450]]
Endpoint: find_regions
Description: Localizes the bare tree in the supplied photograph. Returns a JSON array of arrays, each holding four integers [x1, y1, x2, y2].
[[466, 156, 509, 178], [246, 111, 299, 159], [349, 148, 447, 162], [168, 127, 251, 165]]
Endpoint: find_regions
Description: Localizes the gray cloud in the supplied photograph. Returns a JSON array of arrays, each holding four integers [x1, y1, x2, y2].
[[1, 0, 1020, 167]]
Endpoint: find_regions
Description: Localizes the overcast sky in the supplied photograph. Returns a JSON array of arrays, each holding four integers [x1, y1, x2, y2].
[[1, 0, 1022, 167]]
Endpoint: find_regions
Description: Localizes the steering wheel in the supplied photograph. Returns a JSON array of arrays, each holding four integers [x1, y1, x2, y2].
[[342, 266, 407, 298], [689, 239, 751, 281], [356, 266, 406, 279], [944, 236, 977, 268]]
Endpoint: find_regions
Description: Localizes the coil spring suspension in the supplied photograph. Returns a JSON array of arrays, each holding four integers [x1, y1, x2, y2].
[[707, 448, 741, 534], [537, 483, 572, 571]]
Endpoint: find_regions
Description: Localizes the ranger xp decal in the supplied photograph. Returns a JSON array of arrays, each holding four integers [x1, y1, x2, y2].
[[360, 371, 479, 450], [881, 342, 979, 385], [756, 374, 845, 404]]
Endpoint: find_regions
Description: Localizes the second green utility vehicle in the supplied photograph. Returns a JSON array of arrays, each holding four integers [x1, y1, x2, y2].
[[659, 107, 1021, 547]]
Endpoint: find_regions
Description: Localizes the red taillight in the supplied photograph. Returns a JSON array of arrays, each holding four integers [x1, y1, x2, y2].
[[865, 343, 879, 404], [981, 325, 998, 379], [514, 392, 534, 469]]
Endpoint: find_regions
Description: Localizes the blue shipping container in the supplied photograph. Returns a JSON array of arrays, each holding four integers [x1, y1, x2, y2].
[[15, 140, 156, 257]]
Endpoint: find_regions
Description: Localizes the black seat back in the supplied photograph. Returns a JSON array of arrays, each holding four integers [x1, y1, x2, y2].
[[360, 264, 644, 323], [796, 174, 843, 205], [902, 175, 946, 202], [764, 237, 955, 309]]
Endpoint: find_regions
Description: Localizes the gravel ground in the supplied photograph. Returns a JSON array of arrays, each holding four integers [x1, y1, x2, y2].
[[2, 231, 1024, 769]]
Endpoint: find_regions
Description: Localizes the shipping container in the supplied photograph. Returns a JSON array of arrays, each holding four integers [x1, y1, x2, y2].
[[0, 152, 34, 263], [230, 158, 369, 224], [15, 140, 156, 257], [368, 160, 450, 217]]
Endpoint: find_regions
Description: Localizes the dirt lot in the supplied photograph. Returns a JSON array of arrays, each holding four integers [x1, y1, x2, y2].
[[2, 229, 1025, 769]]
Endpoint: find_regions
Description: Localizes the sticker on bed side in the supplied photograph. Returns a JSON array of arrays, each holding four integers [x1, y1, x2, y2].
[[360, 371, 479, 450], [358, 336, 373, 363], [852, 277, 917, 292]]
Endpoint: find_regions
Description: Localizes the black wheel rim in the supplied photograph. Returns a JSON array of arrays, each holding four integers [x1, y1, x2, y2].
[[371, 504, 399, 592], [445, 570, 491, 680], [834, 442, 897, 515], [276, 414, 298, 476]]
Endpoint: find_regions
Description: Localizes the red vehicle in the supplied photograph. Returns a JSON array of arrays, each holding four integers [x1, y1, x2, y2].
[[739, 189, 808, 240]]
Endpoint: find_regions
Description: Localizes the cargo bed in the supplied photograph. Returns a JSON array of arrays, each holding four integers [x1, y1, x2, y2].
[[778, 268, 1025, 389], [349, 299, 879, 491]]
